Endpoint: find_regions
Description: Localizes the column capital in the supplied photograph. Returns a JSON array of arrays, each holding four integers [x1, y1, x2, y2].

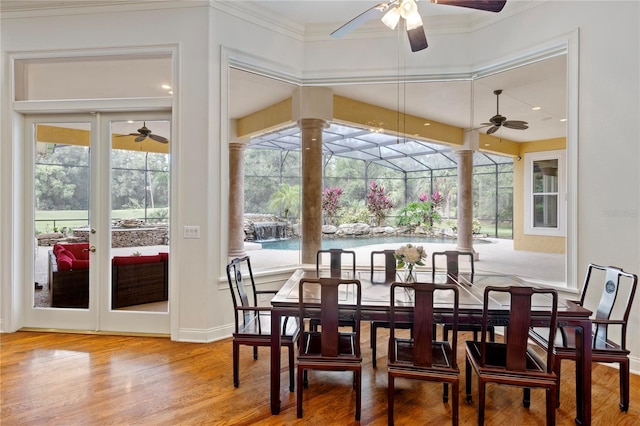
[[298, 118, 328, 131]]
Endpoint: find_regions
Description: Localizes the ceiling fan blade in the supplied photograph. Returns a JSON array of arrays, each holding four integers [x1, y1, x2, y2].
[[331, 1, 395, 38], [134, 135, 147, 142], [407, 25, 428, 52], [486, 126, 500, 135], [503, 120, 529, 130], [149, 134, 169, 144], [430, 0, 507, 13]]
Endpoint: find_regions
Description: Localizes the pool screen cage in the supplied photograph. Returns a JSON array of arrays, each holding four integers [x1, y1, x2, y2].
[[245, 123, 514, 239]]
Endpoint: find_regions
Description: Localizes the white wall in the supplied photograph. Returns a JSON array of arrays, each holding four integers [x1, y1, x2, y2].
[[2, 1, 639, 371]]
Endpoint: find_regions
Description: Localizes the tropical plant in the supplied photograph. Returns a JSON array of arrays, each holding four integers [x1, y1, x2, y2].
[[267, 183, 300, 221], [340, 200, 370, 224], [366, 181, 394, 227], [321, 186, 343, 225], [396, 192, 443, 228]]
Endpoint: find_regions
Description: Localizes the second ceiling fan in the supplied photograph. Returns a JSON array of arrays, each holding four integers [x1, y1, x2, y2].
[[331, 0, 507, 52], [482, 89, 529, 135]]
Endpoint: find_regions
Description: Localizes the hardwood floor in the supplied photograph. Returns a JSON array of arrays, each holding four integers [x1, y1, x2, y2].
[[1, 328, 638, 425]]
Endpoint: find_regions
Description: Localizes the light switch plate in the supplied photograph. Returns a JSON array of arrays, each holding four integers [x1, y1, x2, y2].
[[184, 225, 200, 239]]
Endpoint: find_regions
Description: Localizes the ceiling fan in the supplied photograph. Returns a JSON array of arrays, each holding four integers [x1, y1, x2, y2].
[[121, 122, 169, 144], [482, 89, 529, 135], [331, 0, 507, 52]]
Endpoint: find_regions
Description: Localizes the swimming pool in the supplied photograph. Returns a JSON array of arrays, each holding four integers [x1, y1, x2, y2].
[[259, 235, 489, 250]]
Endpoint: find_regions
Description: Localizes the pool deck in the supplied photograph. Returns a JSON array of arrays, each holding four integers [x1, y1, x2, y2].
[[246, 237, 566, 285]]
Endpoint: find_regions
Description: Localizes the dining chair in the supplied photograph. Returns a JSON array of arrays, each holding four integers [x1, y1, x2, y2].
[[432, 250, 495, 342], [311, 248, 357, 332], [369, 249, 412, 369], [226, 256, 299, 392], [529, 263, 638, 411], [316, 248, 356, 277], [465, 286, 559, 426], [387, 281, 460, 425], [296, 277, 362, 420]]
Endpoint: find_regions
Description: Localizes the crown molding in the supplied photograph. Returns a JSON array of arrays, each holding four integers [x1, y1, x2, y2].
[[0, 0, 206, 19]]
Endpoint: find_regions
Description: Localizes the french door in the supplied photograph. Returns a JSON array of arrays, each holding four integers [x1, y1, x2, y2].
[[24, 112, 171, 334]]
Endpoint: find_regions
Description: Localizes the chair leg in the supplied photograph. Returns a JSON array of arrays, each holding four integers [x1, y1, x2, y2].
[[288, 344, 295, 392], [355, 368, 361, 421], [452, 381, 460, 426], [370, 321, 375, 348], [372, 324, 378, 369], [465, 357, 473, 404], [523, 387, 531, 408], [547, 386, 557, 426], [388, 373, 395, 426], [555, 358, 562, 407], [253, 346, 258, 360], [488, 326, 495, 342], [443, 383, 449, 403], [296, 366, 304, 418], [233, 342, 240, 388], [477, 379, 486, 426], [620, 359, 630, 411]]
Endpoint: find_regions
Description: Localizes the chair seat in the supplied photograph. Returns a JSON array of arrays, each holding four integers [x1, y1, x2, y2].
[[466, 340, 549, 375], [557, 325, 627, 353], [300, 331, 360, 360], [235, 313, 298, 339], [390, 338, 457, 370]]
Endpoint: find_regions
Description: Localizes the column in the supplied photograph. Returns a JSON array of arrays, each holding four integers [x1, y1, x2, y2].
[[228, 140, 247, 258], [300, 118, 326, 264], [456, 149, 477, 258], [292, 87, 333, 265]]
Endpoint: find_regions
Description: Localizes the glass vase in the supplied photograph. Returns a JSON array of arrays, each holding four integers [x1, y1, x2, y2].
[[404, 267, 415, 283]]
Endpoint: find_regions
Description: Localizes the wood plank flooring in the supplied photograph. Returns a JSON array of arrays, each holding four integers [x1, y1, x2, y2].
[[1, 328, 638, 425]]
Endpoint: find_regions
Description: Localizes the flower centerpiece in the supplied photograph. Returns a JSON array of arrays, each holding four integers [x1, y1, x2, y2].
[[394, 244, 427, 283]]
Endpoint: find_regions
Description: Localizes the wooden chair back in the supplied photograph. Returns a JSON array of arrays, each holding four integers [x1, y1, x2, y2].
[[390, 281, 459, 368], [226, 256, 258, 330], [370, 249, 397, 284], [577, 263, 638, 349], [316, 249, 356, 278], [298, 277, 361, 358], [432, 250, 474, 284], [481, 286, 558, 372]]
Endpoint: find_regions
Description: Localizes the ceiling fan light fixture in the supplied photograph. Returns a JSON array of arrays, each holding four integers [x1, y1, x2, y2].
[[405, 9, 423, 30], [381, 7, 401, 30], [399, 0, 418, 19]]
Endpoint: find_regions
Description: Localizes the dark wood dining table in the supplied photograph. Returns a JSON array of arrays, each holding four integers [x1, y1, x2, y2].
[[270, 269, 593, 425]]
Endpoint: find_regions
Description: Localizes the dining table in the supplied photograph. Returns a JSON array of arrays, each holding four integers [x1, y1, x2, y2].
[[270, 269, 594, 425]]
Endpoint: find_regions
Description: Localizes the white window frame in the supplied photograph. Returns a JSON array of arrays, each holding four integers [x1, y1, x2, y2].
[[524, 150, 566, 237]]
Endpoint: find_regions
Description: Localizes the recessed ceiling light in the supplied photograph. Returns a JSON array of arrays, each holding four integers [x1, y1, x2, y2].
[[168, 91, 173, 95], [532, 106, 542, 110], [560, 118, 567, 122], [484, 143, 490, 147], [161, 84, 171, 90], [423, 122, 431, 126]]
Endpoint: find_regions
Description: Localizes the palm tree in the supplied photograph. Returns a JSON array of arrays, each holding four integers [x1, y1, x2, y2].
[[268, 183, 300, 222]]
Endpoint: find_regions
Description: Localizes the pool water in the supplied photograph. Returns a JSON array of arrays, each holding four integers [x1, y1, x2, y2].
[[259, 235, 489, 250]]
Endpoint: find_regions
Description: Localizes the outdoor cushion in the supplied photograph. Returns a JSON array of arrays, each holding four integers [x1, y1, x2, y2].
[[112, 255, 162, 266], [71, 259, 90, 269], [55, 249, 74, 271], [64, 243, 90, 260], [159, 252, 169, 262]]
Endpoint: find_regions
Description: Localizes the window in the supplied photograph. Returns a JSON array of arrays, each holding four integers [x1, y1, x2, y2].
[[524, 150, 565, 236]]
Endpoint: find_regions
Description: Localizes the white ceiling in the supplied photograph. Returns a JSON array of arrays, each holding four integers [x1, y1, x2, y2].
[[3, 0, 566, 143], [227, 1, 566, 143]]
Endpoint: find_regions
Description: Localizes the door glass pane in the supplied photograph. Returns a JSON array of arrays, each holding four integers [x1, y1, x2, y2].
[[34, 122, 91, 309], [110, 120, 170, 312]]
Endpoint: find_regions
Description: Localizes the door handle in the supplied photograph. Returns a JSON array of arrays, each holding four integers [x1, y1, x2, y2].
[[85, 246, 97, 253]]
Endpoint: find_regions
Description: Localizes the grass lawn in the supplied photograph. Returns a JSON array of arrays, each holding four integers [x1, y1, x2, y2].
[[35, 209, 168, 234]]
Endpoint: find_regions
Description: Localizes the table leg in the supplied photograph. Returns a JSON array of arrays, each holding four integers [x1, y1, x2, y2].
[[574, 319, 592, 425], [271, 308, 282, 415]]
